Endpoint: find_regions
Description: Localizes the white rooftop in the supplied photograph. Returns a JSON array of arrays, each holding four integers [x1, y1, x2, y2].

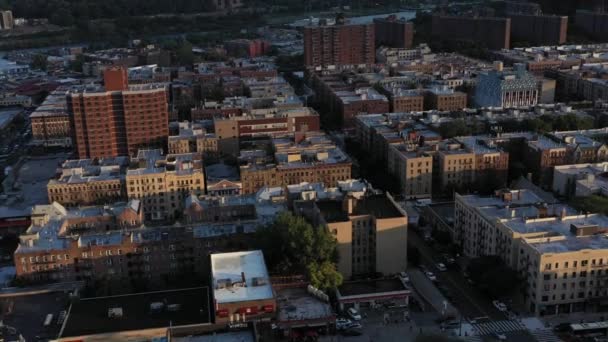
[[211, 250, 274, 304]]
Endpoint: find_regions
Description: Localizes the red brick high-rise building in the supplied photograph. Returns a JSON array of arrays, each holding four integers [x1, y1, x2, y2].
[[509, 14, 568, 45], [303, 21, 375, 67], [374, 15, 414, 49], [68, 67, 169, 159]]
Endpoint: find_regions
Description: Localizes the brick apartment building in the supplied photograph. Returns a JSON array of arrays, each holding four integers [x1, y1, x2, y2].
[[575, 10, 608, 40], [14, 202, 257, 284], [509, 14, 568, 45], [294, 188, 408, 279], [303, 21, 375, 67], [431, 15, 511, 50], [373, 15, 414, 49], [214, 107, 320, 155], [239, 132, 352, 194], [30, 90, 72, 147], [47, 157, 129, 207], [224, 39, 271, 58], [68, 67, 169, 159], [424, 88, 468, 111]]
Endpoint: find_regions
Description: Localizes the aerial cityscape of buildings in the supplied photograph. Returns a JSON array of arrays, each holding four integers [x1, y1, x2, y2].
[[3, 1, 608, 341]]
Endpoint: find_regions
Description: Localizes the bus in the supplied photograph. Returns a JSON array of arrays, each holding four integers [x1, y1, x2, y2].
[[570, 321, 608, 337]]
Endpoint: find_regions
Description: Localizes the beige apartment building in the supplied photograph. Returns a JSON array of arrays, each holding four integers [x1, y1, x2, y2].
[[300, 193, 408, 279], [47, 157, 129, 206], [126, 149, 205, 222], [437, 148, 475, 190], [455, 189, 608, 315], [387, 143, 432, 199], [168, 121, 219, 155]]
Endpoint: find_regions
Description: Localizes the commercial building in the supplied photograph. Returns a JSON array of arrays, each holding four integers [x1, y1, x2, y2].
[[553, 162, 608, 198], [47, 157, 129, 207], [374, 15, 414, 49], [387, 143, 433, 199], [424, 88, 468, 111], [68, 67, 169, 159], [509, 14, 568, 46], [211, 250, 277, 323], [211, 250, 276, 323], [239, 132, 352, 194], [59, 287, 210, 341], [336, 278, 410, 311], [0, 10, 13, 30], [455, 190, 608, 315], [30, 90, 72, 147], [168, 121, 219, 155], [431, 15, 511, 50], [126, 149, 205, 222], [303, 20, 375, 67], [295, 185, 407, 279], [475, 64, 539, 108]]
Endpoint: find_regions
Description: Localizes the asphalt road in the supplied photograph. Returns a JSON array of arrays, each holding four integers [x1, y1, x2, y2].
[[408, 229, 507, 321]]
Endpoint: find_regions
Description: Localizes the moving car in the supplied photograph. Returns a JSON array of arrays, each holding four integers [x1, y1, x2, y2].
[[347, 307, 362, 321], [425, 271, 437, 282], [336, 318, 352, 330], [399, 271, 410, 283], [436, 263, 447, 272], [492, 300, 507, 312]]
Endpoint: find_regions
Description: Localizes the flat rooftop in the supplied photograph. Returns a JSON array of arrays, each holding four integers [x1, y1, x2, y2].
[[276, 287, 333, 323], [338, 278, 407, 297], [60, 287, 210, 338], [211, 250, 274, 304]]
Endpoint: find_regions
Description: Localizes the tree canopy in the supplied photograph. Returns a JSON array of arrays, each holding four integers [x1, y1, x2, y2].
[[466, 256, 521, 298], [254, 212, 342, 290]]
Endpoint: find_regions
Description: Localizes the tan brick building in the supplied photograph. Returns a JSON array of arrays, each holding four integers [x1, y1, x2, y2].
[[424, 88, 468, 111], [297, 192, 407, 279], [30, 90, 72, 147], [239, 132, 352, 194], [168, 121, 219, 155], [47, 157, 129, 206], [126, 149, 205, 222], [387, 143, 433, 199]]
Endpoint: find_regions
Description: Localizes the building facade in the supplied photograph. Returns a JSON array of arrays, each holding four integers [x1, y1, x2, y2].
[[374, 15, 414, 49], [68, 67, 169, 159], [303, 22, 375, 67], [431, 15, 511, 50], [509, 14, 568, 45]]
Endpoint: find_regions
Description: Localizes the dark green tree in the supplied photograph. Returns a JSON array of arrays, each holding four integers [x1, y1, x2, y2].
[[30, 54, 48, 71], [254, 212, 342, 290]]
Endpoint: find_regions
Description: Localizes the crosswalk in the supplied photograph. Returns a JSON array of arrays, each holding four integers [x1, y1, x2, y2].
[[528, 329, 563, 342], [472, 319, 526, 335]]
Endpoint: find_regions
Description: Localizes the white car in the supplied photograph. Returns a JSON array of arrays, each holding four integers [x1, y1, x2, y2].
[[492, 300, 508, 312], [425, 271, 437, 282], [347, 307, 362, 321], [336, 318, 352, 330], [436, 263, 447, 272]]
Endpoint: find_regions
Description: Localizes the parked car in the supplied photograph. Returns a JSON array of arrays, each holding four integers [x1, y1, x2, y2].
[[492, 300, 507, 312], [436, 263, 447, 272], [336, 318, 352, 330], [347, 308, 362, 321], [425, 271, 437, 282]]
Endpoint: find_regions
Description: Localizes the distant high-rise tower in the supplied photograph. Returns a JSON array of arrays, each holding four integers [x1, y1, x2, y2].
[[68, 67, 169, 159], [303, 20, 375, 67]]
